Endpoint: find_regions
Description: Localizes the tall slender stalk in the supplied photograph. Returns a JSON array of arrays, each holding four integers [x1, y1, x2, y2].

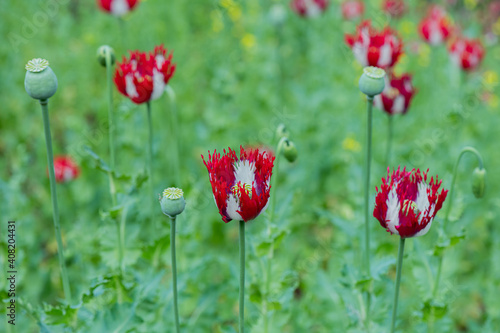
[[391, 238, 406, 333], [146, 101, 154, 222], [239, 220, 246, 333], [431, 147, 484, 323], [105, 49, 115, 172], [364, 96, 374, 331], [41, 99, 72, 302], [171, 217, 180, 332], [166, 86, 181, 186], [263, 138, 284, 333], [386, 115, 393, 168]]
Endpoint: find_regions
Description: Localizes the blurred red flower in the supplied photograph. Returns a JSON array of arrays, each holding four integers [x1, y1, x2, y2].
[[114, 45, 175, 104], [290, 0, 328, 17], [374, 73, 416, 115], [341, 0, 364, 20], [382, 0, 407, 18], [202, 147, 275, 223], [48, 156, 80, 183], [97, 0, 139, 16], [374, 167, 448, 238], [345, 20, 403, 69], [419, 6, 453, 46], [449, 37, 485, 71]]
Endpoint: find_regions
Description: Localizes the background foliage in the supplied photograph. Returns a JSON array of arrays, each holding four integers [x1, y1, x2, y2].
[[1, 0, 500, 331]]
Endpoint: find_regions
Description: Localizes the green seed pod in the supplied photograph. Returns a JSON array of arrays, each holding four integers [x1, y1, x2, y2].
[[471, 167, 486, 199], [160, 187, 186, 218], [97, 45, 115, 67], [283, 140, 298, 162], [359, 66, 386, 97], [25, 58, 58, 100]]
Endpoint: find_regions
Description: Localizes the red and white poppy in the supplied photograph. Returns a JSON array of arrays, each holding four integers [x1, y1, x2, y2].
[[341, 0, 364, 20], [49, 156, 80, 183], [290, 0, 328, 18], [374, 167, 448, 238], [419, 6, 453, 46], [374, 73, 416, 115], [114, 45, 175, 104], [382, 0, 407, 18], [202, 147, 275, 223], [97, 0, 139, 16], [345, 20, 403, 69], [449, 37, 485, 71]]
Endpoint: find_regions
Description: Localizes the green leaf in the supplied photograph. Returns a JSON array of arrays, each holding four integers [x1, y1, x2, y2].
[[43, 303, 78, 326], [432, 229, 466, 256], [84, 145, 111, 173]]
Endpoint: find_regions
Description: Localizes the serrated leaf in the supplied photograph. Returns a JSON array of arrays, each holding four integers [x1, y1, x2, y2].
[[432, 229, 466, 256], [43, 304, 78, 326], [421, 300, 448, 320], [354, 277, 373, 293]]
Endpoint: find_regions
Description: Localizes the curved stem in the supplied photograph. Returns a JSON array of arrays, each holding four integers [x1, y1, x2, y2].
[[385, 115, 393, 168], [166, 86, 181, 187], [40, 99, 72, 302], [391, 238, 406, 333], [364, 97, 374, 331], [146, 102, 154, 224], [239, 220, 246, 333], [263, 139, 284, 333], [430, 147, 484, 330], [171, 217, 180, 333], [433, 147, 484, 295]]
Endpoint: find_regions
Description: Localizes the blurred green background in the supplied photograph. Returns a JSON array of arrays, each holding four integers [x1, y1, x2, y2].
[[1, 0, 500, 331]]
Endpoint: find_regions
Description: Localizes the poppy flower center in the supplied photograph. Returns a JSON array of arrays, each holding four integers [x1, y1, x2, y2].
[[231, 183, 252, 199], [402, 199, 419, 216]]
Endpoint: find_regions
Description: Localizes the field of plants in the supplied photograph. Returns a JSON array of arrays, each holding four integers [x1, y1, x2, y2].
[[1, 0, 500, 332]]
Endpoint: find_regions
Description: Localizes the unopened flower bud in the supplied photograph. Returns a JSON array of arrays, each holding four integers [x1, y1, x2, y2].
[[25, 58, 58, 100], [283, 140, 298, 162], [97, 45, 116, 67], [160, 187, 186, 218], [276, 123, 289, 139], [471, 167, 486, 198], [359, 66, 386, 97]]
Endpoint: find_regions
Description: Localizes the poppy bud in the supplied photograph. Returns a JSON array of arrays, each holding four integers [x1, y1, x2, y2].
[[97, 45, 115, 67], [25, 58, 58, 100], [471, 167, 486, 199], [283, 140, 298, 162], [160, 187, 186, 218]]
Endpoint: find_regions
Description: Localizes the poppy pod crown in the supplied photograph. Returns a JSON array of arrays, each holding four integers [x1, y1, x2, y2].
[[374, 167, 448, 238], [202, 147, 275, 223]]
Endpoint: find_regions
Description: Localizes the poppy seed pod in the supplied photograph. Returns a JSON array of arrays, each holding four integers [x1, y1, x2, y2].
[[160, 187, 186, 218], [97, 45, 116, 67], [471, 167, 486, 199], [359, 66, 386, 97], [25, 58, 58, 100]]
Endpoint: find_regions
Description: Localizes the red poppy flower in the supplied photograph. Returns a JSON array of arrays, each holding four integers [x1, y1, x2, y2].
[[449, 37, 485, 71], [419, 6, 453, 46], [202, 147, 275, 223], [290, 0, 328, 17], [48, 156, 80, 183], [374, 73, 416, 115], [341, 0, 364, 20], [382, 0, 406, 18], [97, 0, 139, 16], [114, 45, 175, 104], [345, 20, 403, 69], [374, 167, 448, 238]]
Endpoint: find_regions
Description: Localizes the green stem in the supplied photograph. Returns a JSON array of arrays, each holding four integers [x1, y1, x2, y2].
[[239, 220, 246, 333], [364, 96, 374, 331], [116, 204, 128, 274], [391, 238, 406, 333], [263, 139, 284, 333], [106, 48, 115, 171], [40, 99, 72, 302], [386, 115, 393, 168], [166, 86, 181, 186], [171, 217, 180, 333], [146, 102, 154, 223], [432, 147, 484, 297]]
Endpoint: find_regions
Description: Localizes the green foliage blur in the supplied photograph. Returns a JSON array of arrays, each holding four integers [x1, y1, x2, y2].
[[1, 0, 500, 331]]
